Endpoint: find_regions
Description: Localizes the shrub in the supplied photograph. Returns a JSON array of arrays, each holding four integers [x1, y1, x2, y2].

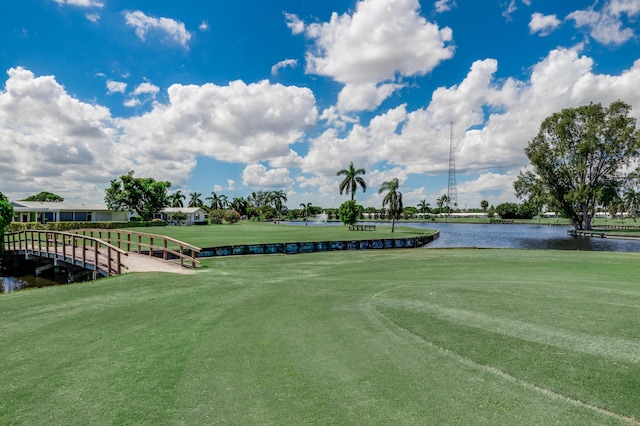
[[224, 210, 240, 224], [338, 200, 363, 226], [209, 209, 226, 225]]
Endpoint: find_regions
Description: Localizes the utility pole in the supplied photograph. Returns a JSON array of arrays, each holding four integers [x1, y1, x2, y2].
[[447, 122, 458, 213]]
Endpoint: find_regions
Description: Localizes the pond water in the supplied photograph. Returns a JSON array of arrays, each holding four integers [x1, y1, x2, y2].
[[1, 274, 66, 293], [289, 220, 640, 252]]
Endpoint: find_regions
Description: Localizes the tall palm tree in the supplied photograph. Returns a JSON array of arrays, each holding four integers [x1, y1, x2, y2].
[[230, 197, 248, 216], [623, 189, 640, 222], [379, 178, 403, 233], [206, 191, 224, 210], [417, 200, 430, 222], [300, 202, 312, 226], [219, 194, 229, 209], [337, 161, 367, 200], [437, 194, 450, 214], [169, 190, 185, 208], [481, 199, 489, 220], [271, 190, 288, 221], [188, 192, 203, 208]]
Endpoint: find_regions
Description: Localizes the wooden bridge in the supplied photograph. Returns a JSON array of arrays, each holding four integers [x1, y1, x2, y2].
[[3, 229, 201, 277]]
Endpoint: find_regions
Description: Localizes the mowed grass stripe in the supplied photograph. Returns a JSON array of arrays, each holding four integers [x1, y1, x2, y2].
[[1, 248, 639, 424], [373, 298, 640, 363]]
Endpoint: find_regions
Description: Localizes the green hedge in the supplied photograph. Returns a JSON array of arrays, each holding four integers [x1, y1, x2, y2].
[[7, 220, 167, 232]]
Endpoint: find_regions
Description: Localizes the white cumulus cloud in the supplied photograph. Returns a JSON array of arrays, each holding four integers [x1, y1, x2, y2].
[[242, 164, 294, 189], [529, 13, 561, 36], [300, 0, 454, 84], [568, 0, 640, 45], [124, 10, 192, 48], [271, 59, 298, 75], [106, 80, 127, 94], [54, 0, 103, 7]]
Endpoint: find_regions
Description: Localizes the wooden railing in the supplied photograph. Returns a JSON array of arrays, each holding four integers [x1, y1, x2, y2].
[[3, 230, 127, 276], [70, 229, 201, 268]]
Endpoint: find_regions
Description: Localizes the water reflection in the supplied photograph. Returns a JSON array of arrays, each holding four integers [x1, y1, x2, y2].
[[1, 274, 66, 293]]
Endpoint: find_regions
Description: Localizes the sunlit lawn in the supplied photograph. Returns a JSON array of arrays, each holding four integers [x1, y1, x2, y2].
[[1, 249, 639, 424]]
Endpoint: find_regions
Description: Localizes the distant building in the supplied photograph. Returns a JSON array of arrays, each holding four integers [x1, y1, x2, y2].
[[11, 201, 129, 223], [156, 207, 208, 225]]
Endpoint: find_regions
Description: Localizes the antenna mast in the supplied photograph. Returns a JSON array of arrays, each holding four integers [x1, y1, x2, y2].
[[447, 122, 458, 211]]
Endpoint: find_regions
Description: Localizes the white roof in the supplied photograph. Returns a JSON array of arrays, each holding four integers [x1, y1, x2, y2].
[[11, 201, 115, 211], [161, 207, 206, 214]]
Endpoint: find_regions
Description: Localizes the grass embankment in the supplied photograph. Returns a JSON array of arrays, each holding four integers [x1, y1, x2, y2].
[[125, 221, 433, 248], [1, 249, 639, 424]]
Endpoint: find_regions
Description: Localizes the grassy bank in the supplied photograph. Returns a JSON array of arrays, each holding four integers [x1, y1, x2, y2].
[[124, 221, 433, 248], [1, 249, 639, 424]]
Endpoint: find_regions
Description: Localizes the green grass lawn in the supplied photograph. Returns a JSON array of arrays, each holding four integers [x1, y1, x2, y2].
[[124, 221, 433, 248], [1, 249, 639, 424]]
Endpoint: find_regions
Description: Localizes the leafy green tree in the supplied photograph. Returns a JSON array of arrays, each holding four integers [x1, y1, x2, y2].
[[209, 209, 226, 224], [0, 192, 14, 254], [338, 200, 362, 226], [379, 178, 403, 233], [514, 101, 640, 230], [337, 161, 367, 200], [104, 171, 171, 221], [22, 191, 63, 202], [168, 190, 185, 208], [495, 202, 519, 219], [188, 192, 203, 208]]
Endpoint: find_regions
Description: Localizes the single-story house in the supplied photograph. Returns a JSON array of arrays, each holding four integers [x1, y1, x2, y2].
[[10, 201, 129, 223], [156, 207, 208, 226]]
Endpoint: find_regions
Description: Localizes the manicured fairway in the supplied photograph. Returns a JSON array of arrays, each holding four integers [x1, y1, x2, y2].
[[1, 249, 639, 424]]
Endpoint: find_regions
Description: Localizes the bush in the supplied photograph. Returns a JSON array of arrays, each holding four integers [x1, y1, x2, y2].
[[209, 209, 226, 225], [6, 220, 167, 232], [338, 200, 363, 226], [224, 210, 240, 224]]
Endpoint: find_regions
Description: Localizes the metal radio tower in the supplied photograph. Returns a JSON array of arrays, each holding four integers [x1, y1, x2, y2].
[[447, 122, 458, 210]]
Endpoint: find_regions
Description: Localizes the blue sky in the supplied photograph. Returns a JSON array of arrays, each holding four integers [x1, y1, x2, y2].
[[1, 0, 640, 210]]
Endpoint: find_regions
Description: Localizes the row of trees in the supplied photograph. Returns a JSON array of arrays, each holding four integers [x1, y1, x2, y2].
[[105, 100, 640, 231]]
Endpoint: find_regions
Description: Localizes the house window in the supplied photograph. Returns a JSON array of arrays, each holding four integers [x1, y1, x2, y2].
[[74, 212, 87, 221], [195, 214, 200, 221], [60, 212, 73, 221]]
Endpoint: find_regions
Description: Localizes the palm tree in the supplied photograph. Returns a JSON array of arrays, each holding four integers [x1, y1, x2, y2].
[[300, 202, 312, 226], [188, 192, 203, 208], [271, 190, 288, 222], [230, 197, 248, 217], [219, 194, 229, 209], [169, 190, 185, 208], [481, 199, 489, 220], [417, 200, 430, 222], [337, 161, 367, 200], [206, 191, 225, 210], [379, 178, 403, 233], [623, 189, 640, 222]]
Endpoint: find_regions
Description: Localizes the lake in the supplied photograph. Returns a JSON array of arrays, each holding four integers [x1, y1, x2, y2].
[[292, 220, 640, 252]]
